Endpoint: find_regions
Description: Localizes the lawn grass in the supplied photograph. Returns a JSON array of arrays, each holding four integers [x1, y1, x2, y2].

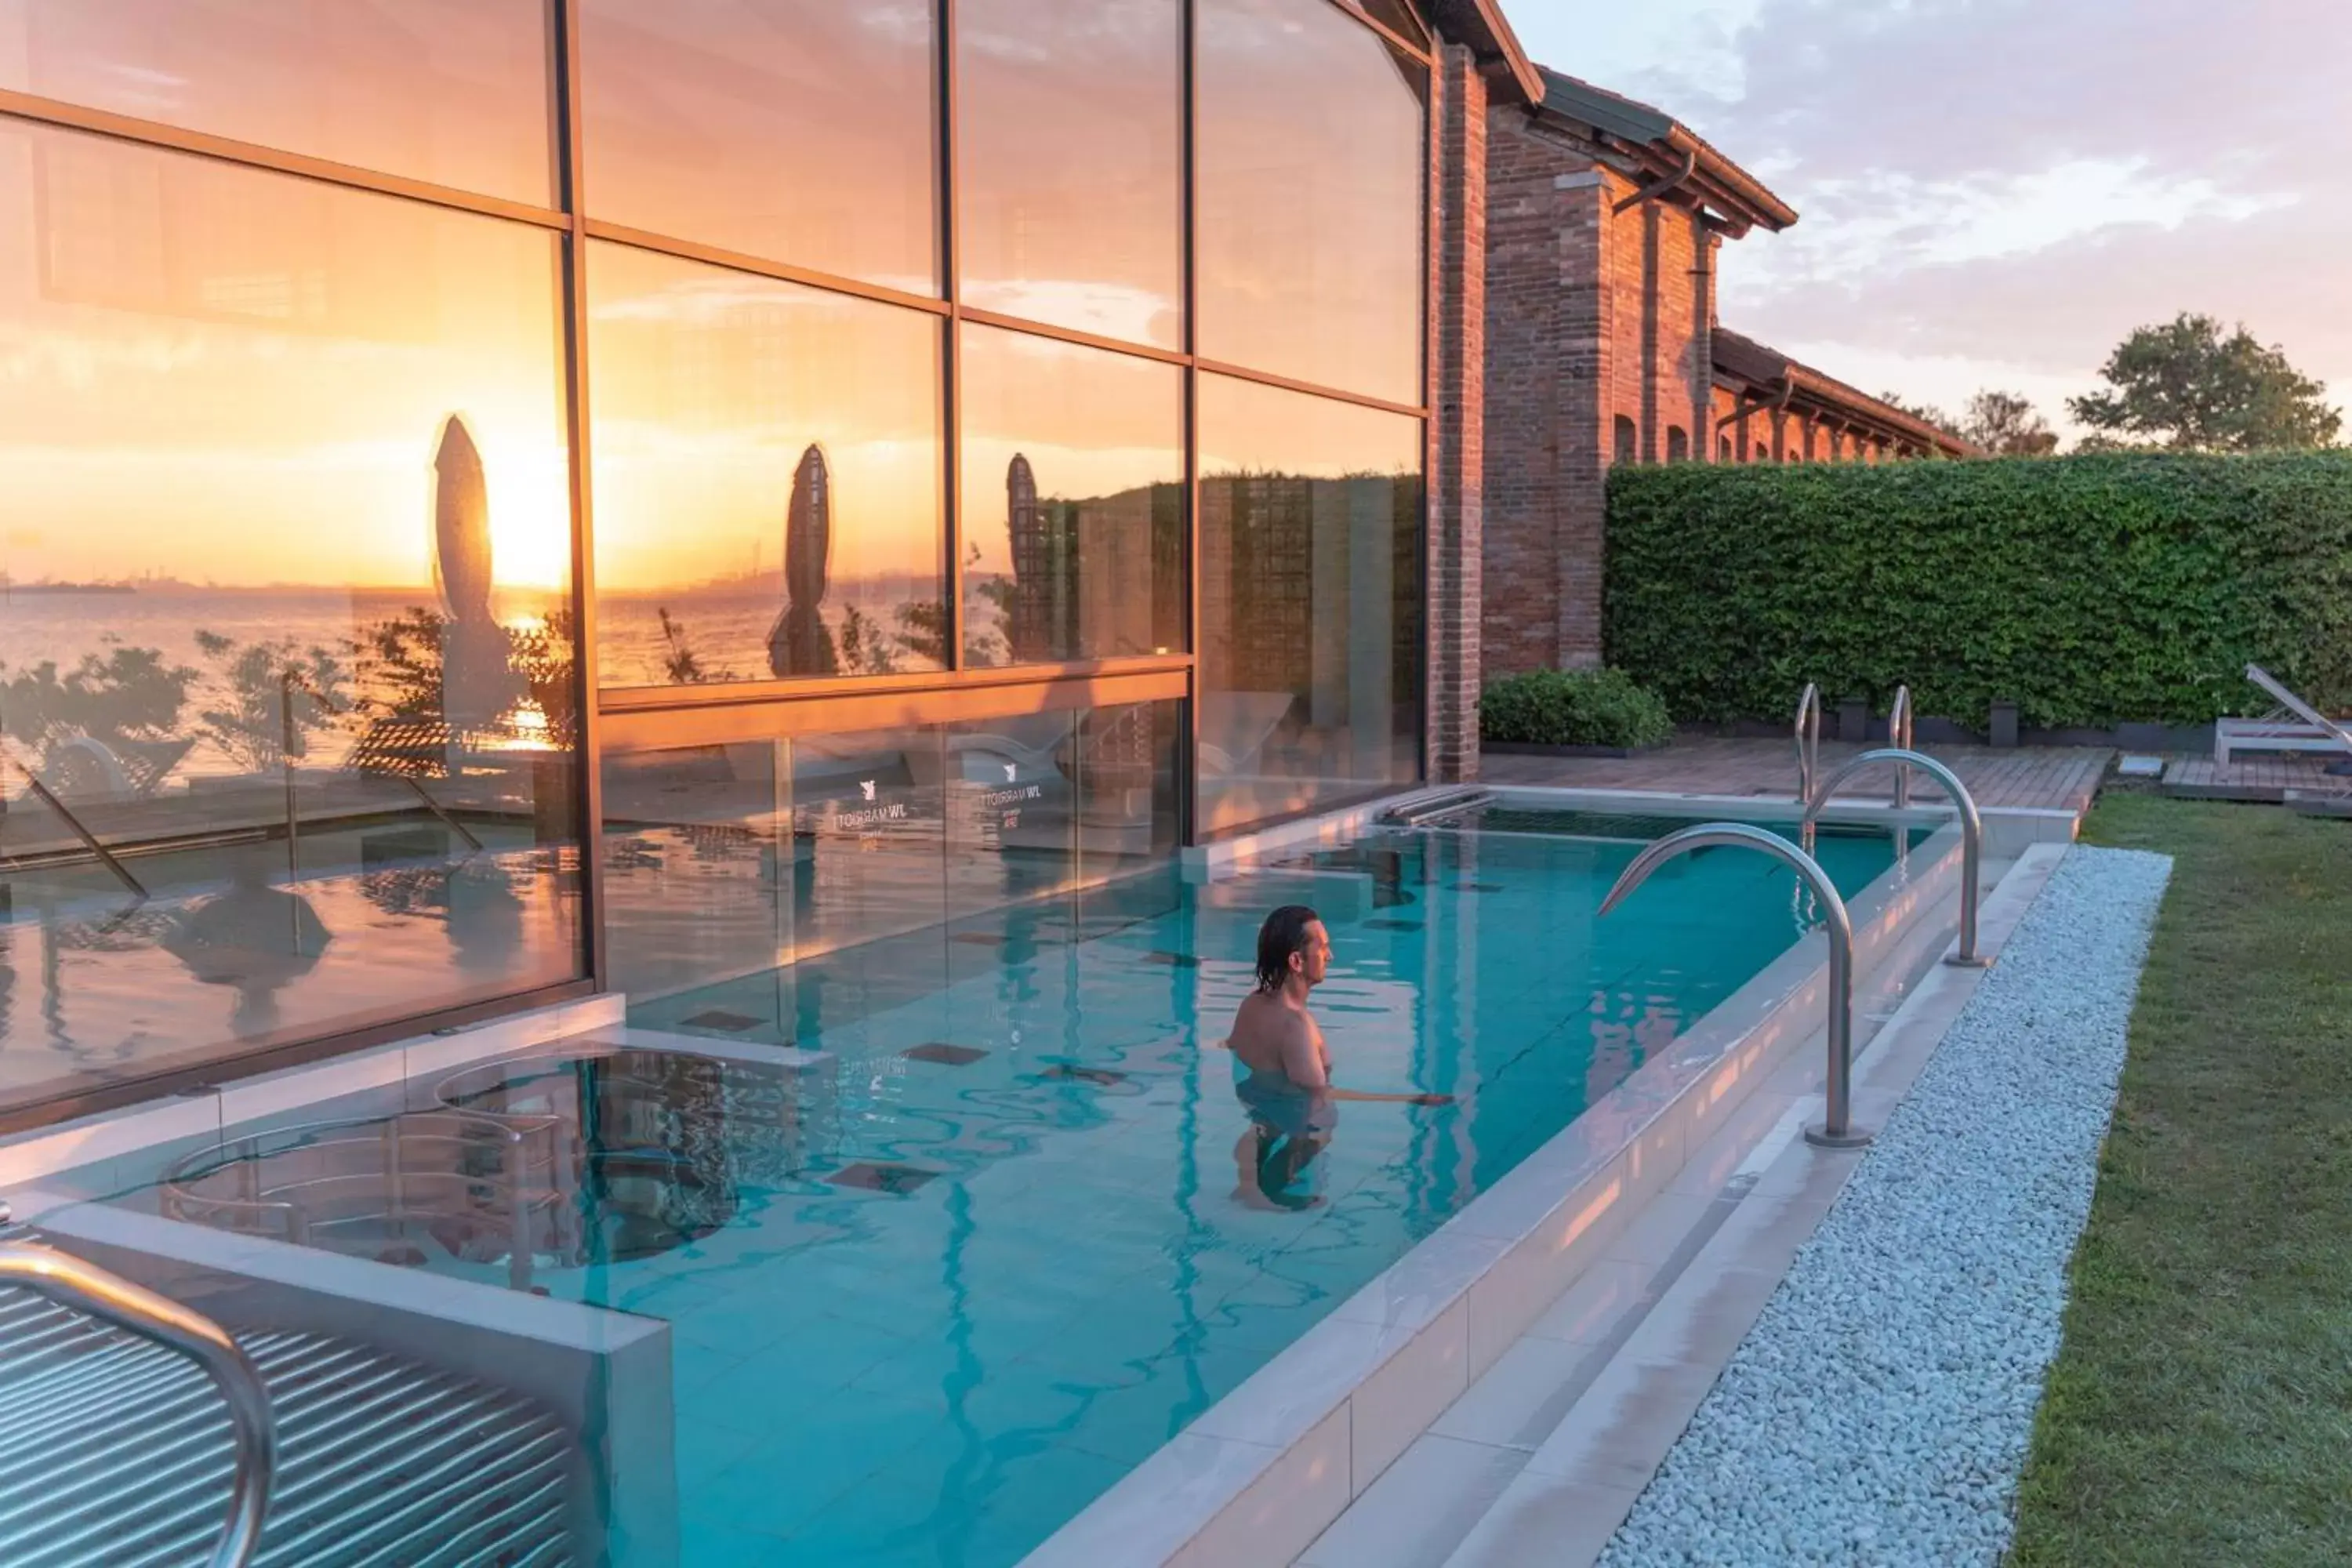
[[2009, 794, 2352, 1566]]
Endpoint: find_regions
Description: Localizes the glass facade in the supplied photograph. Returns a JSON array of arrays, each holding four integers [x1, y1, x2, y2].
[[0, 0, 555, 204], [958, 325, 1185, 666], [601, 699, 1180, 1023], [579, 0, 940, 293], [588, 241, 947, 688], [0, 0, 1429, 1107], [0, 119, 582, 1120], [1199, 375, 1425, 832], [1196, 0, 1426, 403], [956, 0, 1184, 346]]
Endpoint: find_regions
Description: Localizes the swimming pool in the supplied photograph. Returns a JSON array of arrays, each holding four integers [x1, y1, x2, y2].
[[113, 815, 1926, 1565]]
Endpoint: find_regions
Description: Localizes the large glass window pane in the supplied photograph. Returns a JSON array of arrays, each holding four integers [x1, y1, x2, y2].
[[1196, 0, 1425, 403], [1073, 699, 1181, 872], [958, 326, 1183, 667], [601, 699, 1182, 1047], [956, 0, 1181, 347], [0, 0, 554, 206], [945, 708, 1075, 984], [604, 726, 953, 1049], [580, 0, 939, 295], [1198, 376, 1424, 833], [0, 123, 583, 1116], [588, 241, 946, 689]]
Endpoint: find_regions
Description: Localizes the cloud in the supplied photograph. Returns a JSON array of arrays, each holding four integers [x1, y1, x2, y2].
[[1714, 0, 2341, 187], [1732, 197, 2352, 379], [1500, 0, 2352, 421]]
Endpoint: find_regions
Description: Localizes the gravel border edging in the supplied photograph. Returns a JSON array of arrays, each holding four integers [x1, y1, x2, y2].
[[1597, 844, 2174, 1568]]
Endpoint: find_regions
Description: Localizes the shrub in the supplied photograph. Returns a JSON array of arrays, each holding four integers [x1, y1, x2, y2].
[[1605, 452, 2352, 728], [1481, 666, 1675, 750]]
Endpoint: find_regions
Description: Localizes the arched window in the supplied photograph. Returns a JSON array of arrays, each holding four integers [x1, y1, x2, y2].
[[1613, 415, 1638, 465], [1666, 426, 1689, 463]]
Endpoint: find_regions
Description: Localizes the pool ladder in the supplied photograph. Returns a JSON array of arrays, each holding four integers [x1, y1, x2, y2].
[[1606, 744, 1989, 1150], [1795, 683, 1915, 808]]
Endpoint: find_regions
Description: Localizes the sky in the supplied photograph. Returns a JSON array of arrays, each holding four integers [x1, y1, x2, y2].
[[1497, 0, 2352, 442]]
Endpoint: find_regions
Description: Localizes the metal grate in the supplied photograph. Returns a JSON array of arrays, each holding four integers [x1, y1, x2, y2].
[[0, 1229, 579, 1568]]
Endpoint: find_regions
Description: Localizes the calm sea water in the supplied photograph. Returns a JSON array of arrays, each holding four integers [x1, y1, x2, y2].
[[0, 583, 963, 776]]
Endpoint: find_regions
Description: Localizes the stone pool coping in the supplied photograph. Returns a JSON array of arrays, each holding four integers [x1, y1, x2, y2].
[[1021, 803, 1973, 1568], [1468, 783, 2081, 859]]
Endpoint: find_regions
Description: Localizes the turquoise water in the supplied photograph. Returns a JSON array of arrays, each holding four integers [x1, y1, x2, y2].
[[552, 818, 1916, 1565], [107, 816, 1921, 1564]]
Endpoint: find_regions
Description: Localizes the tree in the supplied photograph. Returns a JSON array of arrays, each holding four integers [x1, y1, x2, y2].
[[1958, 390, 2060, 456], [1877, 390, 1962, 441], [2068, 312, 2342, 452], [0, 644, 192, 750], [190, 630, 350, 771]]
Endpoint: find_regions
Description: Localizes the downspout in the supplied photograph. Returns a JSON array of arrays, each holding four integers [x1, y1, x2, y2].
[[1690, 217, 1713, 459], [1613, 147, 1699, 214]]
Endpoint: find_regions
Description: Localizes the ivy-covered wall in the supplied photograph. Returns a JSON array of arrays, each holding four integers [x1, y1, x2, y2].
[[1604, 452, 2352, 728]]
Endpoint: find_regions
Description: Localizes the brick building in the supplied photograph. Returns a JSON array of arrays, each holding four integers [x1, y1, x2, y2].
[[1480, 67, 1969, 676]]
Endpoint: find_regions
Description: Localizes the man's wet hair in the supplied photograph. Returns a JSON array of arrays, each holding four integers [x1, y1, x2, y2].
[[1255, 906, 1322, 993]]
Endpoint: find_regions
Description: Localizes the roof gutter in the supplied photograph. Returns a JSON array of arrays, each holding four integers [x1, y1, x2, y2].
[[1658, 126, 1799, 231], [1782, 365, 1968, 455]]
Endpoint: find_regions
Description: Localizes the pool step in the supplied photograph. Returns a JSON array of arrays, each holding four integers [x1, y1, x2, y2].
[[0, 1226, 580, 1567], [1377, 789, 1495, 827]]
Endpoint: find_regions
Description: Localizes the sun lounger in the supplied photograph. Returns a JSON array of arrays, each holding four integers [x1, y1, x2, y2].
[[2216, 665, 2352, 767]]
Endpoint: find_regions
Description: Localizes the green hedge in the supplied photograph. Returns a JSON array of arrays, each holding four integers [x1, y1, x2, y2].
[[1481, 666, 1675, 749], [1604, 452, 2352, 729]]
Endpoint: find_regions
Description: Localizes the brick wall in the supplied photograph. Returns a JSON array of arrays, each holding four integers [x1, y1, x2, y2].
[[1481, 114, 1721, 677], [1425, 44, 1486, 783], [1481, 109, 1599, 675]]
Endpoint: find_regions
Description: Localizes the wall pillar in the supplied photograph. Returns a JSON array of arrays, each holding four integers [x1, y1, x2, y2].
[[1426, 42, 1486, 782]]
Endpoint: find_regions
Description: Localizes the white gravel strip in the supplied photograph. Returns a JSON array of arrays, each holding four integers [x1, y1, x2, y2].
[[1598, 845, 2173, 1568]]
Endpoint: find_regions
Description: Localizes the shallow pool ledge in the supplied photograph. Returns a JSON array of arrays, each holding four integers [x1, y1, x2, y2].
[[1020, 825, 1968, 1568]]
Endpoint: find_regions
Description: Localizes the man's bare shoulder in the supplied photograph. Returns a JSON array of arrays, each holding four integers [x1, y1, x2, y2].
[[1229, 992, 1309, 1057]]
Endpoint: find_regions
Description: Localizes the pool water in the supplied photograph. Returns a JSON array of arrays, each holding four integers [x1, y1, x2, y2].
[[541, 818, 1915, 1566], [104, 816, 1926, 1566]]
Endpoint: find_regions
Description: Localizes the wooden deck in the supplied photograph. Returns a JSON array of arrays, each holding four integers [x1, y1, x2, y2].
[[1479, 736, 2113, 817], [2159, 752, 2352, 804]]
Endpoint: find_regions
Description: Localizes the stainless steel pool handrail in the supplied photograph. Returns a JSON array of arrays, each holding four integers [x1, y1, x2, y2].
[[1888, 686, 1915, 808], [0, 1242, 275, 1568], [1803, 746, 1986, 967], [161, 1109, 564, 1290], [1599, 822, 1871, 1149], [1794, 683, 1823, 804]]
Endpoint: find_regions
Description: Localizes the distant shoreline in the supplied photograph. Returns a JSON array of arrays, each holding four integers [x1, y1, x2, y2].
[[2, 583, 136, 595]]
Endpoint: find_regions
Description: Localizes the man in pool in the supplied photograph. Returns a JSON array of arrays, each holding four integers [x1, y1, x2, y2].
[[1226, 906, 1450, 1210]]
